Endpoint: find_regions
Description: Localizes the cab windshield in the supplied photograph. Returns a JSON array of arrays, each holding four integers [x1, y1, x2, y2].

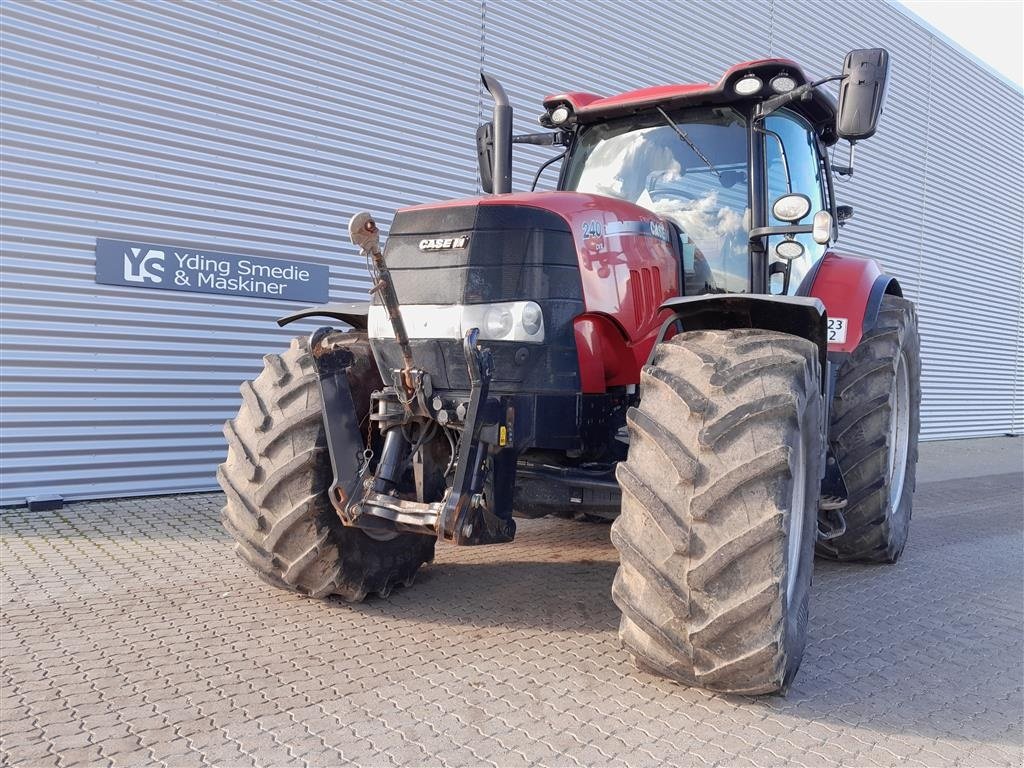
[[562, 107, 750, 293]]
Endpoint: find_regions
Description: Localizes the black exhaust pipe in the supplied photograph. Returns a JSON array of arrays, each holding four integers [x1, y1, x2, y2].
[[481, 73, 512, 194]]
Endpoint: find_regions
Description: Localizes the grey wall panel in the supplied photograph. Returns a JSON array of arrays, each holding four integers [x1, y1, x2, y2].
[[1, 0, 1021, 505], [914, 42, 1023, 438], [0, 0, 480, 505], [772, 0, 1023, 438]]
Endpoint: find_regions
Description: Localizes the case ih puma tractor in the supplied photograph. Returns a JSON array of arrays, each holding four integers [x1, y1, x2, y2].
[[219, 49, 920, 694]]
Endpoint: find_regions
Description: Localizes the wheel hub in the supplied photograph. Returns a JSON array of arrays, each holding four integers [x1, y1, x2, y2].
[[887, 351, 911, 513], [786, 438, 807, 606]]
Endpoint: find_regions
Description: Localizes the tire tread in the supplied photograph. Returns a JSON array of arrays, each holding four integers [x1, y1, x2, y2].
[[219, 334, 434, 600], [611, 329, 823, 694], [817, 295, 921, 563]]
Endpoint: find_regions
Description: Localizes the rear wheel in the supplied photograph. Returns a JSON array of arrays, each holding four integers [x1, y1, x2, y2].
[[611, 329, 823, 695], [817, 295, 921, 563], [218, 334, 434, 600]]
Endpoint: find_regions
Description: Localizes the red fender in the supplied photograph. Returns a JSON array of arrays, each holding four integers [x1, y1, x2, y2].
[[804, 251, 900, 353], [573, 313, 639, 393]]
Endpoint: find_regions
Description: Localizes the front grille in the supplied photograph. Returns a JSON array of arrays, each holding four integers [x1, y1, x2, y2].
[[383, 204, 580, 305]]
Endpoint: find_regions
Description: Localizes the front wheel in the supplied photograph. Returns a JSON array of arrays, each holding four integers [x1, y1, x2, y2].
[[218, 334, 435, 600], [611, 329, 823, 695], [817, 295, 921, 563]]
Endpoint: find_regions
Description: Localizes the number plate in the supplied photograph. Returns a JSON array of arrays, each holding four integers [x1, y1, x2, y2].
[[827, 317, 848, 344]]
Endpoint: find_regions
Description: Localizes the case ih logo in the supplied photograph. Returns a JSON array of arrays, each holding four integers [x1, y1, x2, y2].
[[418, 236, 469, 251], [123, 246, 166, 283]]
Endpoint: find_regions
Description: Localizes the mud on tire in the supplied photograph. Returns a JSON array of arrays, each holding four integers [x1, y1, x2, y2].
[[611, 329, 823, 695], [816, 295, 921, 563], [218, 334, 434, 600]]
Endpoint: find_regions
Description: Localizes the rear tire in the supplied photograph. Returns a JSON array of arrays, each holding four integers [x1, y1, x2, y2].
[[611, 329, 823, 695], [218, 334, 434, 600], [816, 295, 921, 563]]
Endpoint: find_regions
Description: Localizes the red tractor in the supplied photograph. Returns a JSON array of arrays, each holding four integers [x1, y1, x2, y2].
[[219, 50, 920, 694]]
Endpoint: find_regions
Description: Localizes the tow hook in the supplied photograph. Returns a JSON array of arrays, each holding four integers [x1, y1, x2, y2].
[[817, 508, 847, 541], [817, 448, 849, 541]]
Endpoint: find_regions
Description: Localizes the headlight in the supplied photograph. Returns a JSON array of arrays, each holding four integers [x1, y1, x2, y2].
[[775, 239, 805, 260], [550, 105, 571, 125], [521, 302, 543, 336], [772, 193, 812, 222], [484, 306, 514, 338], [770, 74, 797, 93], [734, 74, 763, 96], [368, 301, 546, 343]]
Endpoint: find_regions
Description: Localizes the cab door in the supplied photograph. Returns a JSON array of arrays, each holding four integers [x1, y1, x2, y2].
[[763, 111, 830, 293]]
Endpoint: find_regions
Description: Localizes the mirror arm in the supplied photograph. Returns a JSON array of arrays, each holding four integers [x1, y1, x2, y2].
[[513, 131, 569, 146], [833, 142, 856, 177], [755, 74, 846, 121], [756, 84, 812, 120], [748, 224, 814, 240]]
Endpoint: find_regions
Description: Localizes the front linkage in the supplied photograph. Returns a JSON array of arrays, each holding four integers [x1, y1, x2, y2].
[[310, 213, 515, 546]]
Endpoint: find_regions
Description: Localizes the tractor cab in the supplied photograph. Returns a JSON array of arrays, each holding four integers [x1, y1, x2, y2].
[[484, 54, 888, 297]]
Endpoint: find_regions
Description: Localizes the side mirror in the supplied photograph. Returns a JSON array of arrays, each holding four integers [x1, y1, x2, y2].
[[836, 204, 854, 225], [476, 122, 495, 194], [836, 48, 889, 141]]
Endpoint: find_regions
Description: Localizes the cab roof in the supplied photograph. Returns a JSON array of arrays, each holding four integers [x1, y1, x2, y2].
[[544, 58, 839, 144]]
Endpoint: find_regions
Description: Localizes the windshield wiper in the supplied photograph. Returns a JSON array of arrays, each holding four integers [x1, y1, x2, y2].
[[656, 107, 721, 180]]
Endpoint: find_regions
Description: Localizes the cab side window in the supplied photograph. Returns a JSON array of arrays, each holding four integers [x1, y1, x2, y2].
[[764, 112, 828, 293]]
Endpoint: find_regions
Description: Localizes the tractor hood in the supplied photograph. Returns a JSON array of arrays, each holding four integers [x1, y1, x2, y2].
[[371, 191, 681, 395], [391, 190, 678, 294], [385, 191, 679, 313]]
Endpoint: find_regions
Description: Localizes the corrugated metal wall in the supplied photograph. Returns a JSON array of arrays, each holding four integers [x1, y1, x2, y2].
[[769, 0, 1024, 439], [1, 0, 1021, 505], [0, 0, 480, 505]]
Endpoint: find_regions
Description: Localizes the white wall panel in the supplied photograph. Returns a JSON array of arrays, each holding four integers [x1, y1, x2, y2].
[[1, 0, 1020, 505]]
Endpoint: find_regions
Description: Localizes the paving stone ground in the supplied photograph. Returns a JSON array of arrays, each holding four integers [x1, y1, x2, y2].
[[1, 445, 1022, 767]]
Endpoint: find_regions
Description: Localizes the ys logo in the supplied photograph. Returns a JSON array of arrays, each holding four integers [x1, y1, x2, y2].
[[123, 246, 165, 284]]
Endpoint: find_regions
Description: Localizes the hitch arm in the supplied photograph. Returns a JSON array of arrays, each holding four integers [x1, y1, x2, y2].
[[309, 327, 370, 522], [438, 329, 514, 545], [349, 211, 416, 393]]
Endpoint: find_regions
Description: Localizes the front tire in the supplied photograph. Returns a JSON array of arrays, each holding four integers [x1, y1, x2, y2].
[[816, 295, 921, 563], [218, 334, 434, 600], [611, 329, 823, 695]]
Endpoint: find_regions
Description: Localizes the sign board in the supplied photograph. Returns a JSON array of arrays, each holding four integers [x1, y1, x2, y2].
[[95, 238, 329, 303]]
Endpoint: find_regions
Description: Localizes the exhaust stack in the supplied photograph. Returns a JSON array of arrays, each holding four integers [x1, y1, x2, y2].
[[481, 73, 512, 194]]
